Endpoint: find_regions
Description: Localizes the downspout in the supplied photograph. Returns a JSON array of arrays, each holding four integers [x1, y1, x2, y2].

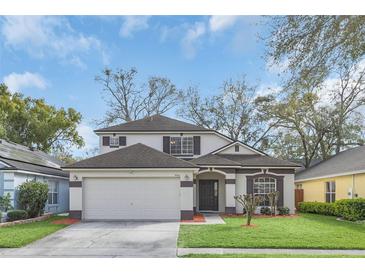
[[352, 174, 355, 199]]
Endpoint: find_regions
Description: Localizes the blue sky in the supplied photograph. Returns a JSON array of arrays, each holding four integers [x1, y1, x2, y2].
[[0, 16, 281, 155]]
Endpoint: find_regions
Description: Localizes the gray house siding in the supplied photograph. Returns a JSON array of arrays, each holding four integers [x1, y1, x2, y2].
[[0, 171, 69, 214]]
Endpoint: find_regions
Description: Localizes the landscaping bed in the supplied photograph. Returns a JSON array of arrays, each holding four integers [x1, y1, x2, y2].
[[178, 213, 365, 249], [0, 216, 71, 248], [180, 253, 365, 258]]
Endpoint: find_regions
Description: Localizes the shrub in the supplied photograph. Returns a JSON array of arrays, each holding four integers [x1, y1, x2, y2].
[[298, 201, 336, 216], [17, 181, 49, 218], [7, 210, 28, 221], [334, 198, 365, 221], [278, 207, 290, 215], [260, 206, 271, 215], [0, 193, 13, 212]]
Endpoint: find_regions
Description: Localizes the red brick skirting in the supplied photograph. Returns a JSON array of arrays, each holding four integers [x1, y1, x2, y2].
[[0, 213, 52, 227]]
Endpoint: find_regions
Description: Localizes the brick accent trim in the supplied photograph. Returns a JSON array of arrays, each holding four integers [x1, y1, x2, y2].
[[225, 207, 236, 214], [69, 181, 82, 187], [268, 168, 295, 174], [215, 168, 236, 174], [225, 179, 236, 184], [69, 210, 82, 219], [236, 169, 262, 174], [180, 181, 193, 187], [181, 210, 194, 220]]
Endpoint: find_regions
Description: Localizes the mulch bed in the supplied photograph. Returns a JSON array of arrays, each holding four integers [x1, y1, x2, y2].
[[181, 213, 206, 223], [221, 214, 299, 219], [52, 218, 80, 225]]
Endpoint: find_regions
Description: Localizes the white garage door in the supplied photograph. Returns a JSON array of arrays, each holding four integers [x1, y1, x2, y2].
[[83, 177, 180, 220]]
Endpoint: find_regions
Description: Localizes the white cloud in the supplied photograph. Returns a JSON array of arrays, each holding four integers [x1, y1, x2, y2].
[[3, 72, 47, 92], [209, 16, 239, 32], [71, 123, 99, 157], [266, 57, 290, 75], [0, 16, 105, 67], [119, 16, 150, 38], [256, 83, 282, 97], [181, 22, 206, 59]]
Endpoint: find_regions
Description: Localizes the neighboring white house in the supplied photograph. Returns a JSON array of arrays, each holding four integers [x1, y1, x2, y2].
[[64, 115, 300, 221], [0, 139, 69, 214]]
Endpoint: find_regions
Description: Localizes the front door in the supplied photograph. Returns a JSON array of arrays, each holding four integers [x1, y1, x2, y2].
[[199, 180, 219, 211]]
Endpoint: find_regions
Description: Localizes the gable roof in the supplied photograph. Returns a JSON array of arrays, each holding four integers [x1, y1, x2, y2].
[[190, 153, 300, 168], [212, 140, 266, 156], [0, 139, 67, 178], [295, 146, 365, 182], [64, 143, 198, 169], [94, 115, 209, 133]]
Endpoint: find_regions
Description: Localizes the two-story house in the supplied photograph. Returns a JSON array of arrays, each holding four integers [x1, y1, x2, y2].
[[64, 115, 300, 221]]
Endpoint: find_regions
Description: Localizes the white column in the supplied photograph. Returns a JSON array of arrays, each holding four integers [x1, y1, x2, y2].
[[225, 173, 236, 214]]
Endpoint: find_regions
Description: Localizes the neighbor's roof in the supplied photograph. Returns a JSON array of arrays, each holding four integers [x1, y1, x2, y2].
[[94, 115, 210, 132], [0, 139, 68, 177], [64, 143, 198, 169], [295, 146, 365, 182], [190, 153, 300, 168]]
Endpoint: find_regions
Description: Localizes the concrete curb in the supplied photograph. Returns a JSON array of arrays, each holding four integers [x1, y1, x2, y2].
[[177, 247, 365, 256]]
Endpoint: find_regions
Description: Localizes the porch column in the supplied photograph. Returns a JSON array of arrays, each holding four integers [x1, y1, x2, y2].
[[225, 173, 236, 214], [69, 180, 82, 219], [180, 180, 194, 220]]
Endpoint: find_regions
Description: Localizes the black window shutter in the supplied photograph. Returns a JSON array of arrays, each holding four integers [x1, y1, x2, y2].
[[163, 136, 170, 154], [193, 136, 201, 155], [277, 177, 284, 207], [102, 136, 110, 146], [246, 177, 254, 194], [119, 136, 126, 146]]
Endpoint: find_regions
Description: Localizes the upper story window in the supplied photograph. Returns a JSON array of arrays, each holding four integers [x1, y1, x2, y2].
[[109, 136, 119, 147], [235, 144, 240, 152], [170, 136, 193, 155], [253, 177, 277, 206], [325, 181, 336, 203]]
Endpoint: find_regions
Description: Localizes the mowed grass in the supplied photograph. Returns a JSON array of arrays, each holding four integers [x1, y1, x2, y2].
[[181, 254, 365, 258], [178, 214, 365, 249], [0, 216, 70, 248]]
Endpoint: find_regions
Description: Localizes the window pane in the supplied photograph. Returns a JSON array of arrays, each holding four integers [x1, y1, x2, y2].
[[331, 193, 336, 203], [48, 193, 53, 204], [325, 193, 331, 203], [53, 193, 58, 204], [326, 182, 330, 192], [170, 137, 181, 154], [182, 137, 193, 154], [110, 137, 119, 146], [331, 182, 336, 192]]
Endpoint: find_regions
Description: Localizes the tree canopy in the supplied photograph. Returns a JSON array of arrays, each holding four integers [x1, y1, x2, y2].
[[0, 84, 84, 156]]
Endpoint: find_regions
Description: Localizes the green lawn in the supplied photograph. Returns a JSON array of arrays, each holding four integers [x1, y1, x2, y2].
[[181, 254, 365, 258], [178, 214, 365, 249], [0, 216, 70, 248]]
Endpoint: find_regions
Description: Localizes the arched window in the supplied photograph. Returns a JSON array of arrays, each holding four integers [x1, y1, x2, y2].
[[253, 177, 277, 206]]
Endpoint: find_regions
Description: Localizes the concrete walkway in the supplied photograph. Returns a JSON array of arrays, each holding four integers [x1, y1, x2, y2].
[[178, 247, 365, 256], [180, 213, 226, 225]]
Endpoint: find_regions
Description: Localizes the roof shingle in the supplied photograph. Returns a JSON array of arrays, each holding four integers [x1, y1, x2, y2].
[[295, 146, 365, 181], [94, 115, 210, 132], [64, 143, 198, 169]]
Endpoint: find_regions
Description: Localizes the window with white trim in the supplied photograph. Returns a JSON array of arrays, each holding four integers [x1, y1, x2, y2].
[[170, 137, 193, 155], [253, 177, 277, 206], [325, 181, 336, 203], [48, 181, 59, 205], [109, 136, 119, 147]]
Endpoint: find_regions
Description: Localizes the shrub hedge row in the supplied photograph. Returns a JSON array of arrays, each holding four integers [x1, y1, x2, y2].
[[7, 210, 28, 222], [299, 198, 365, 221]]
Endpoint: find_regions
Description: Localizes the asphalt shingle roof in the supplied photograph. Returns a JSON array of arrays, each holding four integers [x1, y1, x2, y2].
[[295, 146, 365, 181], [64, 143, 198, 169], [190, 153, 300, 168], [94, 115, 210, 132], [0, 139, 68, 178]]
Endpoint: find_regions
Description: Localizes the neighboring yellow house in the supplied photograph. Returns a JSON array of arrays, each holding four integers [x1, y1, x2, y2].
[[295, 146, 365, 203]]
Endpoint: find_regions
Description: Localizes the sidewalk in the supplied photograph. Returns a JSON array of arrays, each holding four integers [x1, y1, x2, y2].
[[178, 247, 365, 256]]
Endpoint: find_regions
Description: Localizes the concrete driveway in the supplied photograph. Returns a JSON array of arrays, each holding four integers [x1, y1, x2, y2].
[[0, 221, 180, 258]]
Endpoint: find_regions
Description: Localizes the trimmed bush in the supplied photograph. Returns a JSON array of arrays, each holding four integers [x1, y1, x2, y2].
[[334, 198, 365, 221], [7, 210, 28, 221], [298, 201, 336, 216], [17, 181, 49, 218], [260, 206, 271, 215], [278, 207, 290, 215]]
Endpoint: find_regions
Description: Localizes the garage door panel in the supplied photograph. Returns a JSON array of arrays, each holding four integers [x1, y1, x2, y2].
[[83, 178, 180, 220]]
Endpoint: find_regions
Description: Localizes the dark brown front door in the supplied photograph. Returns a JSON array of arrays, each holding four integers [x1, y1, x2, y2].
[[199, 180, 218, 211]]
